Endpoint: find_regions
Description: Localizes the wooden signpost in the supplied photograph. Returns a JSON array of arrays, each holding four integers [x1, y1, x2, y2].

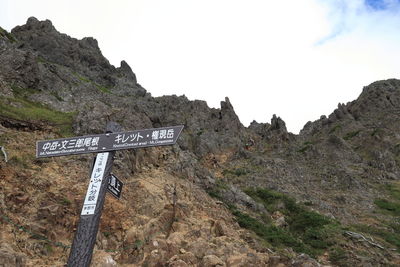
[[36, 122, 184, 267]]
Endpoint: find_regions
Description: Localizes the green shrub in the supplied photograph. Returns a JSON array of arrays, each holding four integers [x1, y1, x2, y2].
[[289, 210, 331, 232], [59, 197, 72, 206], [222, 167, 249, 177], [94, 83, 111, 94], [329, 247, 347, 265], [232, 209, 306, 252], [329, 124, 342, 134], [0, 27, 16, 42], [343, 130, 361, 140], [240, 187, 340, 257], [385, 183, 400, 201], [374, 199, 400, 216]]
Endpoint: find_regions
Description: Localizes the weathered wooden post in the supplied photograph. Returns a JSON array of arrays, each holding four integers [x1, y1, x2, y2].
[[67, 122, 120, 266], [35, 123, 183, 266]]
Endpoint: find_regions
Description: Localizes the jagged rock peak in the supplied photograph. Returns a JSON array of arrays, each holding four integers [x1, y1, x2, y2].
[[346, 79, 400, 120], [270, 114, 287, 132], [117, 60, 137, 82], [220, 97, 233, 111], [219, 97, 243, 131], [19, 16, 56, 33]]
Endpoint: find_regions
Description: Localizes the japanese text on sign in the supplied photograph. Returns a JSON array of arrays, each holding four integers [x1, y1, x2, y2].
[[81, 152, 109, 215], [36, 125, 184, 158]]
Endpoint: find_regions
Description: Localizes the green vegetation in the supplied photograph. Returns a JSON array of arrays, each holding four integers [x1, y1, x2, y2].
[[44, 243, 53, 254], [102, 231, 111, 238], [76, 74, 91, 83], [73, 72, 112, 94], [134, 239, 144, 249], [37, 56, 47, 63], [227, 188, 342, 257], [0, 26, 16, 42], [374, 183, 400, 217], [385, 183, 400, 200], [364, 182, 400, 249], [59, 197, 72, 206], [232, 209, 308, 253], [94, 83, 111, 94], [328, 247, 348, 266], [297, 141, 314, 153], [343, 130, 361, 140], [11, 85, 37, 98], [1, 86, 76, 136], [371, 128, 383, 137], [222, 167, 249, 177], [352, 224, 400, 249], [329, 124, 342, 134], [9, 155, 32, 169], [206, 179, 228, 199], [50, 91, 64, 101], [374, 199, 400, 216]]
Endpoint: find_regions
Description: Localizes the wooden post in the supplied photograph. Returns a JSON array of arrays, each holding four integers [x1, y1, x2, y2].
[[67, 122, 121, 267]]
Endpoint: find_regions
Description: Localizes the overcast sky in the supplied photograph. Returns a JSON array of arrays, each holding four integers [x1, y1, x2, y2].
[[1, 0, 400, 133]]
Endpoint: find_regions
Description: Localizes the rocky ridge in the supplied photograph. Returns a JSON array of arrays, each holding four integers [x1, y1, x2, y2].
[[0, 18, 400, 266]]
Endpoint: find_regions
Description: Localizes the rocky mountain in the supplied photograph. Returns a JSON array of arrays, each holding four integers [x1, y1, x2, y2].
[[1, 17, 400, 266]]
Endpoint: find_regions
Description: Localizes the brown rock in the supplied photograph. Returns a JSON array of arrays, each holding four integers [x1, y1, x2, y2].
[[167, 255, 188, 267], [202, 255, 225, 267], [91, 250, 117, 267], [212, 220, 227, 237], [0, 243, 26, 267]]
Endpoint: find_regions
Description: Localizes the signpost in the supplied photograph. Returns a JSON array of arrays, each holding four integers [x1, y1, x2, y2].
[[36, 125, 183, 158], [36, 123, 183, 267]]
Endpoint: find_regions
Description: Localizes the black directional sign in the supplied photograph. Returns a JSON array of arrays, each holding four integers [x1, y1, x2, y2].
[[107, 174, 123, 199], [36, 125, 184, 158]]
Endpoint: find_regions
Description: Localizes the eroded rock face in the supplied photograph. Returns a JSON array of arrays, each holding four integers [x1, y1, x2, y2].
[[12, 17, 115, 87]]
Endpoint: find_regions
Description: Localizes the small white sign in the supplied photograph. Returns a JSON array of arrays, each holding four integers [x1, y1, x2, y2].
[[81, 152, 109, 215]]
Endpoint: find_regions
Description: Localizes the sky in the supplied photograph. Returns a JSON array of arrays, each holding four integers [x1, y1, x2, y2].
[[1, 0, 400, 133]]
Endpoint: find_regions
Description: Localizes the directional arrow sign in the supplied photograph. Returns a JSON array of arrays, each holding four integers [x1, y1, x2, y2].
[[36, 125, 184, 158]]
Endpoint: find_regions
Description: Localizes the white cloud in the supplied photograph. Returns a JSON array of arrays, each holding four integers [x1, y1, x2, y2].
[[1, 0, 400, 133]]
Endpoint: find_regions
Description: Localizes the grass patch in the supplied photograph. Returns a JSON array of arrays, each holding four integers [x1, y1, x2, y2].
[[9, 155, 31, 169], [73, 72, 112, 94], [329, 124, 342, 134], [374, 199, 400, 216], [11, 85, 37, 98], [37, 56, 47, 63], [94, 83, 111, 94], [343, 130, 361, 140], [222, 167, 249, 177], [329, 247, 348, 266], [207, 179, 228, 199], [0, 26, 16, 42], [385, 183, 400, 201], [0, 97, 76, 136], [297, 141, 314, 153], [59, 197, 72, 206], [76, 74, 91, 83]]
